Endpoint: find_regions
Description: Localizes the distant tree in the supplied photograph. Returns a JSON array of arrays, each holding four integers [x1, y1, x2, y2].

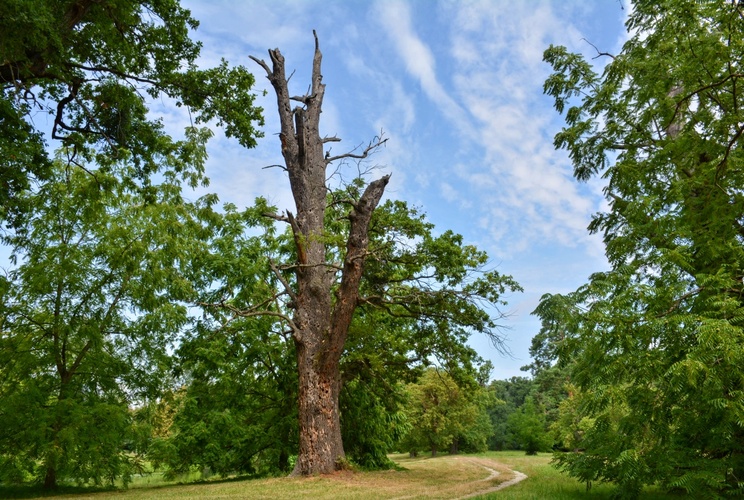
[[507, 396, 552, 455], [520, 295, 574, 435], [400, 368, 492, 457], [549, 385, 594, 453], [486, 377, 533, 451], [542, 0, 744, 496]]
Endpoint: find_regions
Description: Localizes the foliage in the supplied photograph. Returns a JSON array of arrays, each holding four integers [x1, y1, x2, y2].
[[399, 368, 492, 457], [339, 378, 409, 470], [550, 385, 594, 453], [507, 396, 553, 455], [520, 294, 574, 446], [343, 197, 518, 461], [0, 158, 215, 487], [0, 0, 264, 488], [486, 376, 533, 451], [541, 0, 744, 496], [155, 193, 516, 473], [145, 201, 298, 478], [338, 308, 414, 469], [0, 0, 263, 225], [154, 319, 298, 478]]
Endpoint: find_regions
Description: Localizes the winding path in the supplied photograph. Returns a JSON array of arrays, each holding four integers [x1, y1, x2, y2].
[[453, 458, 528, 499]]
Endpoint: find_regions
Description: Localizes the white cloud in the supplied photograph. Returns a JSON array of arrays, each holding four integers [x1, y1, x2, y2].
[[374, 0, 475, 138], [433, 1, 607, 255]]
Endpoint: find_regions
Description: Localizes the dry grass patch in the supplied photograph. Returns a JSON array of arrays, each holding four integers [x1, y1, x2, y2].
[[42, 454, 520, 500]]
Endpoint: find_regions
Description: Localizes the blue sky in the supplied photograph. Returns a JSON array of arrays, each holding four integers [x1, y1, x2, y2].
[[173, 0, 631, 380]]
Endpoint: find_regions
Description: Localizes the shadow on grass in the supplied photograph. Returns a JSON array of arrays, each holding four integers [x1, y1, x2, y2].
[[0, 473, 263, 499], [0, 485, 116, 499]]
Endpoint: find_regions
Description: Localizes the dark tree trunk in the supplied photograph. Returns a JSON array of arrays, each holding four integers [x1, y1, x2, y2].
[[449, 438, 459, 455], [43, 466, 57, 490], [251, 33, 389, 476]]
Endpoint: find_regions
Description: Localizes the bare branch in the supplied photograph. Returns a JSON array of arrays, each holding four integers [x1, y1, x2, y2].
[[67, 63, 161, 86], [198, 295, 300, 335], [263, 211, 289, 223], [248, 55, 272, 76], [269, 259, 298, 303], [326, 136, 388, 164], [656, 287, 703, 317], [582, 38, 616, 60], [286, 211, 307, 265], [290, 95, 312, 105], [669, 73, 744, 130], [277, 261, 343, 271]]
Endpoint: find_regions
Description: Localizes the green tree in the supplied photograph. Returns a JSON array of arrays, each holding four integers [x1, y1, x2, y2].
[[400, 368, 492, 457], [339, 377, 409, 470], [0, 2, 263, 487], [520, 294, 574, 442], [0, 158, 215, 488], [145, 199, 299, 478], [175, 192, 517, 474], [507, 396, 552, 455], [550, 385, 594, 454], [339, 309, 415, 469], [542, 0, 744, 496], [0, 0, 262, 225], [486, 377, 533, 451], [149, 319, 299, 478]]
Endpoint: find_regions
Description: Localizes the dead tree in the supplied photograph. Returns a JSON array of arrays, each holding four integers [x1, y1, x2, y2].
[[250, 32, 389, 476]]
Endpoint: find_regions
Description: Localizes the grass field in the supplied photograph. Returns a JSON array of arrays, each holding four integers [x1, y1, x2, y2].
[[1, 452, 679, 499]]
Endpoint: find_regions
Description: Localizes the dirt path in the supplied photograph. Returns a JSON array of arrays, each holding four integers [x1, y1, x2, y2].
[[453, 457, 528, 499]]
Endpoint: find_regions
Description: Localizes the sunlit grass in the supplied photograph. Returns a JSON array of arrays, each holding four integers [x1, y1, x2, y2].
[[2, 452, 681, 499], [473, 452, 678, 499]]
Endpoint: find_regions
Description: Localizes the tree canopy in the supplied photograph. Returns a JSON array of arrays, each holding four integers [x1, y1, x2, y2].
[[398, 368, 492, 458], [0, 0, 263, 224], [0, 158, 216, 487], [0, 0, 264, 488], [541, 0, 744, 496]]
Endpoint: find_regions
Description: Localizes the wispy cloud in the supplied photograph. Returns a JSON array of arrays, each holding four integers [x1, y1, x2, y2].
[[440, 1, 606, 257], [374, 0, 475, 138]]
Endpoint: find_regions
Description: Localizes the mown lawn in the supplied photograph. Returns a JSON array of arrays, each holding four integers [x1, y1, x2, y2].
[[474, 451, 678, 499], [0, 452, 680, 499]]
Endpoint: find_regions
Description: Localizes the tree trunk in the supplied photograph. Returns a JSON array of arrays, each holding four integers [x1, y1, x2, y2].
[[294, 344, 344, 474], [43, 465, 57, 490], [449, 438, 459, 455], [251, 32, 389, 476]]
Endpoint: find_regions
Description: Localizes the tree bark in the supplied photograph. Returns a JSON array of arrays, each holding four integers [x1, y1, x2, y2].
[[43, 466, 57, 490], [251, 33, 389, 476]]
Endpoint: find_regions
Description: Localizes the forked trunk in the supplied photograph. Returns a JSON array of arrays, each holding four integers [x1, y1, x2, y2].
[[251, 33, 389, 476]]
